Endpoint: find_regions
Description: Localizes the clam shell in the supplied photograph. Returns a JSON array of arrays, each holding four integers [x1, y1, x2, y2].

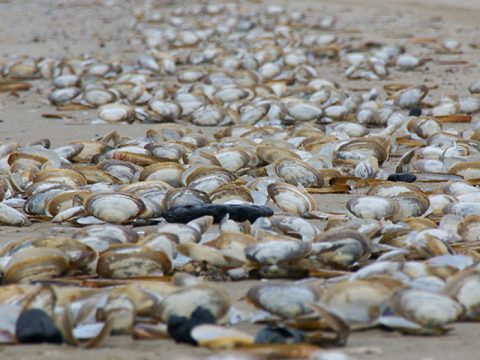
[[267, 182, 316, 216], [152, 285, 230, 322], [190, 325, 254, 349], [444, 270, 480, 320], [96, 245, 172, 278], [139, 162, 184, 187], [247, 284, 318, 318], [347, 196, 399, 220], [84, 193, 146, 224], [245, 240, 311, 265], [3, 247, 69, 284], [0, 203, 30, 226], [320, 280, 394, 328], [390, 289, 463, 328], [269, 158, 324, 188]]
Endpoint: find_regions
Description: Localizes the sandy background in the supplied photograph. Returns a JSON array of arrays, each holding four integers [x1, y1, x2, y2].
[[1, 0, 480, 359]]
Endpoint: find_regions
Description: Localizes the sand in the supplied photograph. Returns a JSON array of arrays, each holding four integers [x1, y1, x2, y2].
[[0, 0, 479, 359]]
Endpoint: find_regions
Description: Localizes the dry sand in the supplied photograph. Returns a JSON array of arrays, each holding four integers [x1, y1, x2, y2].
[[0, 0, 479, 359]]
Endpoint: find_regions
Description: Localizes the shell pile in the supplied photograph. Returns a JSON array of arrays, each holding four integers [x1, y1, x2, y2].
[[1, 0, 480, 359]]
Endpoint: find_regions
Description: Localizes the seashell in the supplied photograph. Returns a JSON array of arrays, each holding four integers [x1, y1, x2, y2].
[[267, 182, 316, 216], [394, 85, 428, 109], [83, 88, 117, 107], [347, 196, 399, 220], [214, 87, 250, 103], [48, 87, 81, 105], [96, 245, 172, 278], [148, 99, 182, 122], [396, 54, 421, 70], [45, 190, 90, 217], [367, 183, 421, 197], [268, 158, 324, 188], [428, 194, 456, 217], [0, 203, 30, 226], [146, 143, 187, 162], [182, 166, 236, 194], [287, 102, 323, 122], [3, 247, 69, 284], [33, 168, 87, 187], [320, 280, 394, 329], [448, 161, 480, 180], [314, 229, 370, 269], [256, 145, 300, 164], [53, 74, 80, 89], [69, 141, 108, 163], [457, 215, 480, 241], [139, 232, 178, 260], [390, 289, 463, 328], [24, 186, 70, 216], [156, 223, 201, 244], [444, 269, 480, 320], [337, 138, 388, 165], [210, 184, 253, 204], [442, 181, 479, 196], [468, 80, 480, 94], [8, 62, 38, 79], [393, 192, 430, 220], [190, 325, 254, 349], [444, 202, 480, 217], [239, 103, 270, 125], [139, 162, 184, 187], [247, 284, 318, 318], [98, 104, 135, 123], [191, 106, 228, 126], [84, 193, 146, 224], [407, 117, 442, 139], [216, 148, 252, 173], [163, 188, 211, 209], [97, 160, 138, 184], [177, 242, 242, 268], [31, 236, 96, 270], [245, 239, 311, 265], [152, 284, 230, 323]]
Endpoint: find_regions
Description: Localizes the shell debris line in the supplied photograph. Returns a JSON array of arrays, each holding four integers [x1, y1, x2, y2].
[[1, 0, 480, 359]]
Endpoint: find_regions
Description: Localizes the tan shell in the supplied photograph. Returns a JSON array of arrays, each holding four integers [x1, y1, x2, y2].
[[256, 145, 300, 164], [96, 245, 172, 278], [448, 161, 480, 180], [3, 247, 69, 284], [268, 158, 324, 188], [139, 162, 184, 187], [458, 215, 480, 241], [407, 117, 442, 139], [210, 184, 253, 204], [267, 182, 317, 216]]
